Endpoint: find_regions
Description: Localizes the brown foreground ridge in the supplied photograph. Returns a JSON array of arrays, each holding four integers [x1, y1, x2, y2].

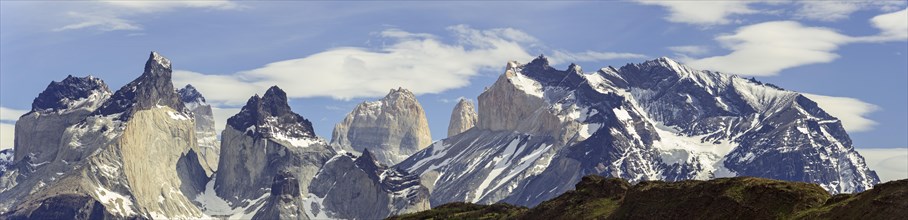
[[388, 175, 908, 220]]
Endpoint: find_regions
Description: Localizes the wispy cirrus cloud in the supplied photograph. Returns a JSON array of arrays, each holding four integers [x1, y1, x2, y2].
[[52, 0, 241, 32], [548, 50, 646, 65], [636, 0, 906, 26], [794, 0, 906, 22]]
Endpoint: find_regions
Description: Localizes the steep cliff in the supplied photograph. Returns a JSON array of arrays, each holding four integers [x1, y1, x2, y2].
[[214, 86, 334, 211], [331, 88, 432, 165], [179, 84, 219, 174], [307, 149, 430, 219], [14, 75, 111, 164]]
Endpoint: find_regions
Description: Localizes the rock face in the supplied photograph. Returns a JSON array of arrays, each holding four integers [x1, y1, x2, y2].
[[1, 52, 210, 219], [306, 149, 430, 219], [396, 56, 879, 208], [252, 171, 308, 220], [447, 99, 478, 137], [331, 88, 432, 165], [0, 149, 11, 176], [215, 86, 334, 209], [14, 75, 111, 164], [179, 84, 219, 174]]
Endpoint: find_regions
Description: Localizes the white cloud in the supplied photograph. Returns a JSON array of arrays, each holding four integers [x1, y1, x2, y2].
[[100, 0, 240, 12], [0, 105, 23, 150], [54, 0, 240, 32], [0, 123, 13, 150], [211, 107, 241, 133], [684, 7, 907, 76], [795, 0, 907, 22], [439, 96, 468, 104], [795, 1, 864, 21], [856, 148, 908, 182], [858, 7, 908, 42], [53, 12, 141, 32], [548, 50, 647, 65], [173, 70, 266, 106], [0, 107, 27, 121], [687, 21, 851, 76], [636, 0, 756, 25], [668, 45, 709, 56], [176, 25, 535, 103], [802, 93, 879, 132]]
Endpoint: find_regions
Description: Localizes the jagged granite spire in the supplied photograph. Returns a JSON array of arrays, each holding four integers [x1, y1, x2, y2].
[[31, 75, 110, 112], [447, 98, 477, 137], [227, 86, 316, 139], [94, 51, 185, 119]]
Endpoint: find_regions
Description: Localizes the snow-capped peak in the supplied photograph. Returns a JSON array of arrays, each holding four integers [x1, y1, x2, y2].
[[178, 84, 207, 104]]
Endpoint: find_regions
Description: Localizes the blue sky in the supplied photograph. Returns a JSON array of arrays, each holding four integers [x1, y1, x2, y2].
[[1, 0, 906, 169]]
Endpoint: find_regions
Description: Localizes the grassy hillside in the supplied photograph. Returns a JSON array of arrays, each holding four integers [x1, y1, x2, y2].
[[388, 176, 907, 220]]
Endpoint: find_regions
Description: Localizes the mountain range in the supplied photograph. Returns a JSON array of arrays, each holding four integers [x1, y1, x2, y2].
[[0, 52, 891, 219]]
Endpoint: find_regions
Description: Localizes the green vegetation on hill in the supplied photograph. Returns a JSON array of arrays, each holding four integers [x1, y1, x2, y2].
[[388, 176, 908, 220], [387, 202, 526, 220]]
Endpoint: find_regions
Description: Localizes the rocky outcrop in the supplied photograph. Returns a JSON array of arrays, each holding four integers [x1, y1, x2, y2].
[[14, 75, 110, 164], [179, 84, 219, 174], [215, 86, 334, 208], [4, 194, 111, 220], [1, 52, 209, 218], [447, 99, 477, 137], [330, 88, 432, 165], [252, 171, 308, 220], [307, 149, 430, 219]]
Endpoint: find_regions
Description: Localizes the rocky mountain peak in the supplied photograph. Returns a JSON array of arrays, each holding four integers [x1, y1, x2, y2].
[[227, 86, 316, 139], [31, 75, 110, 112], [567, 63, 583, 74], [93, 51, 185, 119], [148, 51, 172, 73], [382, 87, 417, 104], [522, 54, 554, 74], [178, 84, 206, 104], [447, 98, 478, 137], [354, 148, 386, 180]]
